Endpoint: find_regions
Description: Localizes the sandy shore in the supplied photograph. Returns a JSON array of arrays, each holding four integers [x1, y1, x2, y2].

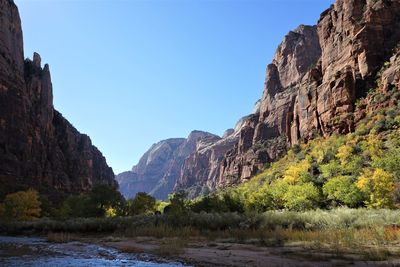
[[98, 236, 400, 267]]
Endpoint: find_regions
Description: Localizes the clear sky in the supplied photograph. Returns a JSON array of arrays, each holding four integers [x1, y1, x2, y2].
[[16, 0, 333, 174]]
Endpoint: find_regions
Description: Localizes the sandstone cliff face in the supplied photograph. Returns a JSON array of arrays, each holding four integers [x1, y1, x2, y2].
[[0, 0, 116, 200], [116, 131, 217, 200], [116, 0, 400, 199], [174, 113, 260, 197], [216, 0, 400, 189]]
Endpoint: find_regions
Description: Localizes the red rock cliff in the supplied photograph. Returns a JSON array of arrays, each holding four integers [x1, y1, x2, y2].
[[173, 0, 400, 195], [0, 0, 116, 200], [217, 0, 400, 188]]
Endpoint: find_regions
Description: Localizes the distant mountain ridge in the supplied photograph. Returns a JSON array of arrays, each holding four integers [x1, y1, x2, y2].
[[116, 131, 219, 200], [118, 0, 400, 200], [117, 105, 260, 199]]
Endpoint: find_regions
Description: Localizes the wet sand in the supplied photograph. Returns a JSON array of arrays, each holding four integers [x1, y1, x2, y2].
[[101, 237, 400, 267]]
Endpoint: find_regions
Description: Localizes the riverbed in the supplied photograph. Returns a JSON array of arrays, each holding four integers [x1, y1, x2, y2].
[[0, 236, 189, 267]]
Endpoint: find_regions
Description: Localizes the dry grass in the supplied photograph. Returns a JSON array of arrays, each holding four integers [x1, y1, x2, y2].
[[153, 238, 187, 256], [188, 225, 400, 260], [124, 225, 201, 239], [3, 208, 400, 261]]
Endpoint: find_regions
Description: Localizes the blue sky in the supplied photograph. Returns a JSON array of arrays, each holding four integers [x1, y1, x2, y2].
[[16, 0, 333, 174]]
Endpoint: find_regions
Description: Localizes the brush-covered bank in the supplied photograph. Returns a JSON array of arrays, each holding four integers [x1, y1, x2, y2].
[[1, 208, 400, 266]]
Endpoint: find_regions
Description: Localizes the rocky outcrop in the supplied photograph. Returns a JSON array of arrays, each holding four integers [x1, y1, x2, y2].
[[216, 25, 322, 187], [217, 0, 400, 188], [116, 131, 217, 200], [175, 113, 258, 198], [0, 0, 116, 201]]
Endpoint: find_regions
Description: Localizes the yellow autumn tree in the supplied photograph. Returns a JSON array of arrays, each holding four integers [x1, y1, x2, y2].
[[356, 168, 395, 208], [283, 159, 311, 184], [3, 189, 41, 221], [336, 144, 354, 165]]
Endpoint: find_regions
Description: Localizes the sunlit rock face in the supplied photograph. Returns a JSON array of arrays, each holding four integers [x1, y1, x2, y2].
[[0, 0, 116, 201], [93, 0, 400, 199], [116, 131, 218, 200], [216, 0, 400, 191], [175, 109, 261, 198]]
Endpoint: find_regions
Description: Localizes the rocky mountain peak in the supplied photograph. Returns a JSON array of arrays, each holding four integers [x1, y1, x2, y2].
[[117, 131, 217, 200], [33, 52, 41, 68]]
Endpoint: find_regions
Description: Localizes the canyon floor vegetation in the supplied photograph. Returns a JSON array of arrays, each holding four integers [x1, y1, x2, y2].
[[1, 76, 400, 265]]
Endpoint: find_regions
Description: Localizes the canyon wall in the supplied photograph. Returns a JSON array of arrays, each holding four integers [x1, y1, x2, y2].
[[119, 0, 400, 199], [215, 0, 400, 188], [171, 0, 400, 195], [0, 0, 116, 201], [116, 131, 217, 200]]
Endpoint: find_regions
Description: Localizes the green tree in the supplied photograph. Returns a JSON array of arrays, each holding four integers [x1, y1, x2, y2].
[[372, 148, 400, 180], [283, 183, 319, 211], [323, 176, 363, 207], [58, 195, 90, 218], [245, 185, 273, 212], [128, 192, 156, 215], [3, 189, 41, 221], [165, 191, 189, 215], [221, 191, 245, 213], [320, 160, 342, 180], [87, 185, 125, 217], [190, 194, 233, 213], [269, 179, 289, 209]]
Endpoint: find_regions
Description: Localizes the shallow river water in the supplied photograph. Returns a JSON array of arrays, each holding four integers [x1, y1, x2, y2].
[[0, 236, 189, 267]]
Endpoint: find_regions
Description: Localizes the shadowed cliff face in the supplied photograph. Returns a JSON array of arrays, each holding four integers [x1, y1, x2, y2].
[[0, 0, 116, 201], [116, 131, 218, 200]]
